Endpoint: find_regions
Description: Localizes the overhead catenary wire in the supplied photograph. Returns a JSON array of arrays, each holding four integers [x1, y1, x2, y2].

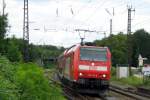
[[74, 0, 92, 16], [84, 0, 107, 23], [75, 0, 129, 37], [118, 17, 150, 33], [44, 0, 149, 43], [82, 0, 128, 33], [132, 18, 150, 29], [53, 0, 129, 33]]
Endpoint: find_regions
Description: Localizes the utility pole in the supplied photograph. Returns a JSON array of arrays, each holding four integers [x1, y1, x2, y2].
[[110, 19, 112, 34], [2, 0, 6, 16], [23, 0, 29, 62], [127, 6, 135, 35], [127, 5, 135, 76], [105, 8, 114, 35]]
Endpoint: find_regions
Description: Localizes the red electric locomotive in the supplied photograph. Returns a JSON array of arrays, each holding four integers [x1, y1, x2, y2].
[[57, 44, 111, 94]]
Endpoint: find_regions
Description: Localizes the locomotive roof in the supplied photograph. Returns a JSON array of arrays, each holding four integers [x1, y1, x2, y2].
[[63, 44, 108, 55]]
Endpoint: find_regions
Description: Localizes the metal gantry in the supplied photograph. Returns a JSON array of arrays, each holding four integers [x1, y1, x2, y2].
[[127, 5, 135, 75], [23, 0, 29, 62], [2, 0, 6, 16], [105, 8, 114, 35]]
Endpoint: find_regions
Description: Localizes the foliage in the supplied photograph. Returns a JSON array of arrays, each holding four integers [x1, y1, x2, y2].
[[0, 56, 19, 99], [95, 30, 150, 66], [111, 66, 150, 88], [143, 75, 150, 87], [0, 15, 8, 39], [0, 15, 8, 54], [43, 62, 56, 69], [0, 36, 64, 63], [6, 37, 22, 62], [0, 56, 66, 100], [15, 63, 65, 100], [29, 45, 64, 60], [0, 56, 17, 84], [111, 67, 116, 77], [111, 76, 143, 87], [28, 44, 64, 66], [132, 29, 150, 66], [44, 69, 66, 100], [15, 63, 52, 99]]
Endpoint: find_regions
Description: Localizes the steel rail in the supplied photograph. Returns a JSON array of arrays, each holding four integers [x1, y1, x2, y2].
[[109, 85, 149, 100]]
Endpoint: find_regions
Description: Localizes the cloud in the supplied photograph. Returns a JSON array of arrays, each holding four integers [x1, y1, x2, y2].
[[143, 0, 150, 4], [4, 0, 150, 47]]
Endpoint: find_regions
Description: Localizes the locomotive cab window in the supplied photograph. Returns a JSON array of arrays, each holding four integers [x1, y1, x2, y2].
[[80, 47, 107, 61]]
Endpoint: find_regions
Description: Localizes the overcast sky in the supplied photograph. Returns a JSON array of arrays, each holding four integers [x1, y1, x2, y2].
[[1, 0, 150, 47]]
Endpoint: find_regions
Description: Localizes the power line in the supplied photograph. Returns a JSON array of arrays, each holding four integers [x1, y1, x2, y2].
[[84, 0, 107, 23], [74, 1, 92, 16], [132, 18, 150, 28], [75, 28, 106, 41]]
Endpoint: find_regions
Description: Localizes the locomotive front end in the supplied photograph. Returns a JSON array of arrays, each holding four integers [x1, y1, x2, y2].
[[75, 46, 111, 92]]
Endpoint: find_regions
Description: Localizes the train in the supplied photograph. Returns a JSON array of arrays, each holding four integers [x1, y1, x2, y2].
[[57, 43, 111, 95]]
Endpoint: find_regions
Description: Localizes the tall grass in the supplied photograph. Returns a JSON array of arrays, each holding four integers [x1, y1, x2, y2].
[[111, 67, 143, 87]]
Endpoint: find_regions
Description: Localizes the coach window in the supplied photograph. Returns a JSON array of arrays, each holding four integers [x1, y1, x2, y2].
[[64, 57, 71, 75]]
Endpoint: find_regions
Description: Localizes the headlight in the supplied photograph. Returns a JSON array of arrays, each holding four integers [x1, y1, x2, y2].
[[102, 74, 106, 78], [79, 73, 83, 76]]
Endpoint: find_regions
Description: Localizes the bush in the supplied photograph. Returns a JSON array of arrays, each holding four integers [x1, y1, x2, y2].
[[6, 41, 22, 62], [0, 76, 18, 100], [15, 63, 65, 100], [0, 56, 17, 81], [111, 67, 116, 77], [0, 56, 66, 100], [0, 56, 19, 99]]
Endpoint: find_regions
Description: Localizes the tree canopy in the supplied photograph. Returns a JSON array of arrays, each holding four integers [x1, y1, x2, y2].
[[0, 15, 8, 54], [94, 30, 150, 66], [132, 29, 150, 66]]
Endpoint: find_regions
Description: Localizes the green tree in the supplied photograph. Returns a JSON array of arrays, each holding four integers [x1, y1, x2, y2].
[[7, 41, 22, 62], [132, 29, 150, 66], [0, 15, 8, 54], [5, 36, 23, 62], [0, 15, 7, 39]]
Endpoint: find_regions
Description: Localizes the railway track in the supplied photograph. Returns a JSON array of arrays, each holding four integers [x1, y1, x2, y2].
[[109, 85, 150, 100], [44, 70, 89, 100], [51, 77, 94, 100], [45, 69, 150, 100], [137, 87, 150, 98]]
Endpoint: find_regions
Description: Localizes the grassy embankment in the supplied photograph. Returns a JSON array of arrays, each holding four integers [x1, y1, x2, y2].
[[111, 67, 150, 88], [0, 56, 66, 100]]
